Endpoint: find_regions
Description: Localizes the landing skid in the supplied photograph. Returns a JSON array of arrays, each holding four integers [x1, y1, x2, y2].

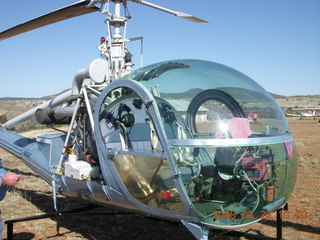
[[183, 203, 289, 240], [5, 204, 100, 240], [218, 203, 289, 240], [5, 203, 288, 240]]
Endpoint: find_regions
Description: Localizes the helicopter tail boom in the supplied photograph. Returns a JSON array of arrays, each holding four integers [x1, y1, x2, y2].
[[0, 126, 56, 185]]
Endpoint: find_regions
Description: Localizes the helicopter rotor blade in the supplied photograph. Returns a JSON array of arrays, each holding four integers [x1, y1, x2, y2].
[[0, 0, 99, 41], [130, 0, 208, 23]]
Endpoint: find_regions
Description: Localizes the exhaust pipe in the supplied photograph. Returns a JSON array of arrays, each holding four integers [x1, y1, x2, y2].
[[35, 107, 75, 125]]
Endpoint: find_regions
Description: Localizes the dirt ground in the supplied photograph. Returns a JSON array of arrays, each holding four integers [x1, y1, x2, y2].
[[0, 118, 319, 240]]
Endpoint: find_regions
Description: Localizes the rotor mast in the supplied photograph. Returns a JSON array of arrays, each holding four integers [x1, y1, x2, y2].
[[96, 0, 208, 82], [114, 0, 122, 36], [96, 0, 133, 82]]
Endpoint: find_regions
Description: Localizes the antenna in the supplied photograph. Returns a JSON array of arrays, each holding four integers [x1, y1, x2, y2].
[[127, 37, 144, 67]]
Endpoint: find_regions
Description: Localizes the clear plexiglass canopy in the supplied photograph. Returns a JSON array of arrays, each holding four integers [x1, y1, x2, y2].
[[101, 59, 298, 228]]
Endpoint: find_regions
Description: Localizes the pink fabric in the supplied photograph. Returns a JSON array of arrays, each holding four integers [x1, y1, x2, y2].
[[216, 117, 252, 139], [284, 141, 294, 158]]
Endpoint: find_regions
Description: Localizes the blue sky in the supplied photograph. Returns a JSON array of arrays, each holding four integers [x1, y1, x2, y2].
[[0, 0, 319, 98]]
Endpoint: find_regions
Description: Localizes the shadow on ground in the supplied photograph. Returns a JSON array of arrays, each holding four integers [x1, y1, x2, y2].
[[4, 187, 196, 240]]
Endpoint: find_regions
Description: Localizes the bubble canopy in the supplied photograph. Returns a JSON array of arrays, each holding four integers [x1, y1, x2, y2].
[[97, 59, 297, 228], [125, 59, 289, 141]]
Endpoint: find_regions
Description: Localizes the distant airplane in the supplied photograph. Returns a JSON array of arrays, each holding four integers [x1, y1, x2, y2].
[[286, 108, 320, 120], [211, 110, 271, 122]]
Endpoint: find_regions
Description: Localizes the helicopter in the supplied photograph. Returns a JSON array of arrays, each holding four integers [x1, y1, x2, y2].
[[0, 1, 298, 239]]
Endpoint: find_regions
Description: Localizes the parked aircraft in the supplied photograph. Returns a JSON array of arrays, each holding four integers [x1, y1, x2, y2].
[[286, 108, 320, 120]]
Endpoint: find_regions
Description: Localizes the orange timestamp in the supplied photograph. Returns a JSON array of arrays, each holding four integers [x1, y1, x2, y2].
[[212, 210, 309, 220]]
